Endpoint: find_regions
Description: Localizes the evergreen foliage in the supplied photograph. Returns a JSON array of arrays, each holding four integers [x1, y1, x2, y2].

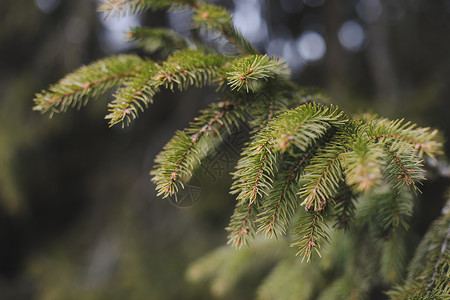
[[98, 0, 190, 18], [34, 0, 449, 298], [106, 50, 227, 126], [227, 55, 290, 91], [33, 54, 143, 116], [387, 201, 450, 299], [127, 27, 188, 55]]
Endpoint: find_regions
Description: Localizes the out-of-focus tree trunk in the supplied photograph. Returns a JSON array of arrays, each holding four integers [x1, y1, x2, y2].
[[366, 17, 399, 107]]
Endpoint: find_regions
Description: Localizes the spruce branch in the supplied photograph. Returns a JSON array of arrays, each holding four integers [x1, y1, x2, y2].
[[341, 136, 384, 192], [226, 200, 258, 248], [245, 88, 306, 132], [299, 134, 349, 212], [388, 282, 449, 300], [128, 27, 188, 55], [387, 203, 450, 299], [230, 133, 277, 205], [356, 190, 414, 234], [107, 50, 228, 126], [268, 103, 346, 153], [106, 60, 158, 126], [231, 103, 347, 209], [407, 202, 450, 283], [226, 98, 340, 245], [336, 117, 443, 194], [380, 228, 411, 283], [291, 210, 330, 263], [237, 86, 328, 134], [383, 143, 425, 192], [331, 183, 356, 230], [245, 92, 277, 133], [256, 148, 316, 238], [100, 0, 256, 55], [366, 118, 442, 158], [98, 0, 193, 18], [192, 3, 257, 55], [156, 50, 227, 91], [227, 55, 290, 92], [33, 55, 143, 116], [152, 92, 255, 199], [152, 130, 201, 198]]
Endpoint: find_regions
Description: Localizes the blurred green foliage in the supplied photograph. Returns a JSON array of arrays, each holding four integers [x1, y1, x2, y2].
[[0, 0, 449, 299]]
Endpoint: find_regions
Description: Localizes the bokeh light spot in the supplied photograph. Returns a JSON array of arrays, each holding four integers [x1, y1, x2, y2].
[[338, 20, 366, 52], [283, 40, 306, 73], [100, 15, 140, 52], [296, 31, 326, 62], [34, 0, 60, 14], [232, 0, 268, 44]]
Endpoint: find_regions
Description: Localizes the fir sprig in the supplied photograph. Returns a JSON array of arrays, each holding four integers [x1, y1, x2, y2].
[[156, 50, 227, 91], [256, 149, 315, 238], [100, 0, 257, 55], [243, 86, 317, 133], [357, 190, 414, 233], [192, 3, 257, 55], [227, 55, 290, 92], [33, 55, 143, 116], [226, 200, 259, 248], [341, 136, 384, 192], [380, 228, 411, 283], [383, 143, 424, 191], [230, 131, 277, 205], [299, 133, 349, 212], [107, 50, 228, 126], [98, 0, 192, 17], [230, 103, 346, 208], [128, 27, 188, 55], [152, 92, 255, 199], [331, 183, 356, 230], [106, 60, 158, 126], [227, 103, 442, 261], [387, 205, 450, 299], [291, 210, 330, 263], [268, 103, 346, 153], [366, 118, 442, 158]]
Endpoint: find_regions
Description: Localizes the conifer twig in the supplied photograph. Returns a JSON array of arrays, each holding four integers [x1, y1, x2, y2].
[[33, 55, 144, 116]]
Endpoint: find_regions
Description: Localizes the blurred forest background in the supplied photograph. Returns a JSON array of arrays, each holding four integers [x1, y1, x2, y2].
[[1, 0, 449, 299]]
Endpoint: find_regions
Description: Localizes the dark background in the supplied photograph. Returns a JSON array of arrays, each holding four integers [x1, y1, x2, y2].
[[0, 0, 449, 299]]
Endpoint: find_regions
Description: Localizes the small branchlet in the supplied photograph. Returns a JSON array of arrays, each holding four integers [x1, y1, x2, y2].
[[127, 27, 188, 55], [33, 55, 143, 116], [227, 55, 290, 92]]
